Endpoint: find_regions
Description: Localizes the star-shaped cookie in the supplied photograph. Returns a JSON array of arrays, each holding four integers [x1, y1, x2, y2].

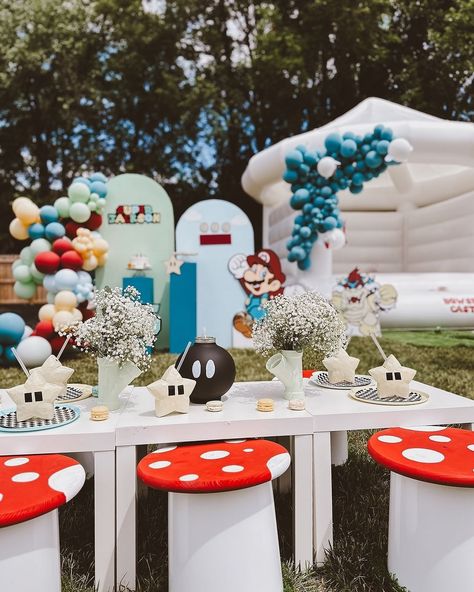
[[8, 373, 63, 422], [147, 365, 196, 417], [369, 354, 416, 399], [323, 349, 360, 384], [29, 355, 74, 398]]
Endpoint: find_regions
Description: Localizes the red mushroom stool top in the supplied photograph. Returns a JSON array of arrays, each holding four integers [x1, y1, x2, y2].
[[368, 426, 474, 487], [137, 439, 291, 493], [0, 454, 86, 527], [303, 370, 315, 379]]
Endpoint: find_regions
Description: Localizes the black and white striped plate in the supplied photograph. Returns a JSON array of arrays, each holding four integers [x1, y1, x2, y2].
[[57, 384, 93, 402], [309, 371, 372, 390], [0, 404, 80, 432], [350, 386, 429, 406]]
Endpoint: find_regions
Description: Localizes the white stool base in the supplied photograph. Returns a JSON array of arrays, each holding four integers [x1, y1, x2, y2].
[[388, 472, 474, 592], [330, 430, 348, 466], [0, 509, 61, 592], [169, 482, 283, 592]]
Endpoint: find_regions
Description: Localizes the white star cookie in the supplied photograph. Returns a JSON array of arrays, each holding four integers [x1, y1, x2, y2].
[[29, 355, 74, 398], [323, 349, 360, 384], [147, 365, 196, 417], [8, 373, 63, 422], [369, 354, 416, 399]]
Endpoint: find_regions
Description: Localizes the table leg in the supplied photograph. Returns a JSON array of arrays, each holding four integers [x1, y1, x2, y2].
[[461, 423, 474, 431], [313, 431, 333, 565], [94, 450, 116, 592], [330, 430, 348, 466], [292, 434, 313, 569], [116, 445, 137, 591]]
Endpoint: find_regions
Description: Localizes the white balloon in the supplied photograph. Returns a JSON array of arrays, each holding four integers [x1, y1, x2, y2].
[[325, 228, 346, 250], [21, 325, 34, 341], [317, 156, 341, 178], [16, 336, 52, 368], [386, 138, 413, 163]]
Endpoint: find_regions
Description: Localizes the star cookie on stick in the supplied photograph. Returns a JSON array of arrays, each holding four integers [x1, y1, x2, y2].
[[323, 348, 360, 384]]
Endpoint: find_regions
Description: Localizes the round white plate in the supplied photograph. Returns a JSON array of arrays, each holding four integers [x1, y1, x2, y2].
[[309, 371, 372, 390], [350, 387, 429, 406]]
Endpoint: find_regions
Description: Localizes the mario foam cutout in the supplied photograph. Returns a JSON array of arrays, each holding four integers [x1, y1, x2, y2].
[[331, 267, 398, 337], [176, 199, 254, 348], [229, 249, 286, 338]]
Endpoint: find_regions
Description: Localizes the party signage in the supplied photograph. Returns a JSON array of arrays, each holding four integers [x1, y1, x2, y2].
[[108, 204, 161, 225]]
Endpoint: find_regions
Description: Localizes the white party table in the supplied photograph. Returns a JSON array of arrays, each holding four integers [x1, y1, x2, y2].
[[303, 378, 474, 564], [0, 388, 132, 592], [114, 381, 314, 591]]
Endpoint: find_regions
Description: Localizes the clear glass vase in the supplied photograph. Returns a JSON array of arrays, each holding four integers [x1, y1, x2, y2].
[[97, 357, 141, 411]]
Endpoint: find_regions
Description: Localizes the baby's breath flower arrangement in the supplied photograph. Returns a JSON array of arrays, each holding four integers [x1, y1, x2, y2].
[[70, 285, 158, 371], [252, 291, 346, 356]]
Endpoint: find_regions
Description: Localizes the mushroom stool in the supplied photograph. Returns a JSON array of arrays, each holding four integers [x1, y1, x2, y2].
[[0, 454, 86, 592], [368, 426, 474, 592], [137, 439, 290, 592]]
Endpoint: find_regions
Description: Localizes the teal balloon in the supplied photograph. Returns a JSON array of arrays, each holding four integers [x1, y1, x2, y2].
[[297, 257, 311, 271], [13, 264, 32, 283], [323, 217, 337, 230], [284, 170, 299, 183], [4, 346, 16, 363], [376, 140, 390, 155], [324, 133, 342, 153], [342, 131, 356, 140], [285, 150, 304, 169], [28, 223, 45, 240], [14, 280, 36, 300], [45, 222, 65, 241], [20, 246, 34, 265], [40, 205, 59, 224], [299, 226, 312, 239], [381, 128, 393, 141], [320, 187, 332, 198], [303, 152, 318, 166], [340, 139, 357, 158], [90, 180, 107, 198], [30, 238, 51, 255], [90, 172, 107, 183], [54, 197, 71, 218], [289, 246, 306, 262], [73, 176, 91, 188], [350, 184, 364, 194], [0, 312, 26, 345], [373, 124, 385, 138], [365, 150, 383, 169]]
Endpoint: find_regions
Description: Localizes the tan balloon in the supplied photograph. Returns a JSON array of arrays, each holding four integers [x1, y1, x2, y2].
[[97, 253, 108, 266], [52, 310, 74, 332], [54, 290, 78, 311], [38, 303, 56, 321], [9, 218, 29, 240], [82, 254, 98, 271], [92, 238, 109, 255], [12, 197, 33, 217], [71, 308, 83, 323], [15, 199, 40, 225]]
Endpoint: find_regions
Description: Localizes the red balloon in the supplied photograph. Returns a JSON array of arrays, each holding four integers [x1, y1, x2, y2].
[[35, 320, 55, 340], [78, 301, 95, 320], [65, 221, 80, 239], [50, 335, 68, 355], [61, 250, 83, 271], [34, 251, 60, 275], [52, 237, 72, 255], [85, 212, 103, 231]]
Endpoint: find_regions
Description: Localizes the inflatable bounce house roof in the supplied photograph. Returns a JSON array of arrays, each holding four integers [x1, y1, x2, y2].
[[242, 97, 474, 211]]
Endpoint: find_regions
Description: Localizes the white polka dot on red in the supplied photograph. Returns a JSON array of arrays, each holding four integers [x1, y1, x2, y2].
[[429, 435, 451, 443], [222, 465, 244, 473], [378, 435, 402, 444], [149, 461, 171, 469], [467, 444, 474, 452], [4, 458, 29, 467], [153, 446, 177, 454], [402, 448, 445, 464], [12, 472, 40, 483], [243, 448, 254, 453], [200, 451, 230, 460], [179, 474, 199, 482], [0, 493, 3, 502]]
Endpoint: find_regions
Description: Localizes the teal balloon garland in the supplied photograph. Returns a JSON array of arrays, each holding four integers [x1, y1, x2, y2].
[[284, 124, 403, 270]]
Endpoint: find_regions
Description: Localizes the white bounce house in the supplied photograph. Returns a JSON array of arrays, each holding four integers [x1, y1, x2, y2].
[[241, 97, 474, 328]]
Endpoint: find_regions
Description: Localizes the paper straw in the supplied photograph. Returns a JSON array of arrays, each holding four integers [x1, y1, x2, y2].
[[57, 334, 71, 361], [176, 341, 192, 373], [11, 347, 30, 377], [370, 333, 387, 360]]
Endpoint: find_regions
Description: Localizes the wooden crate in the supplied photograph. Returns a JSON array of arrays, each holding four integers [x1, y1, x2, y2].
[[0, 255, 47, 305]]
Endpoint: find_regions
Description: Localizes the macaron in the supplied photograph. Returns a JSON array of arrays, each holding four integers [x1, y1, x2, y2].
[[288, 399, 305, 411], [256, 398, 274, 412], [206, 400, 223, 412], [90, 405, 109, 421]]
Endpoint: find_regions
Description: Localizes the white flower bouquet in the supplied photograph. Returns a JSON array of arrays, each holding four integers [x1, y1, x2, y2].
[[70, 285, 158, 371], [252, 291, 346, 356]]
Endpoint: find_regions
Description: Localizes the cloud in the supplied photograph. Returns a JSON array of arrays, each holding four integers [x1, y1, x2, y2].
[[230, 214, 249, 226], [183, 209, 203, 222]]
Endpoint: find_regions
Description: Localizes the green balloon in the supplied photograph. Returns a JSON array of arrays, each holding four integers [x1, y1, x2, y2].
[[13, 264, 32, 283], [20, 246, 34, 265], [30, 238, 51, 255], [54, 196, 71, 218], [14, 280, 36, 299], [68, 183, 90, 203], [11, 259, 22, 271], [87, 200, 97, 212], [90, 192, 99, 202], [70, 201, 91, 223], [30, 262, 45, 284]]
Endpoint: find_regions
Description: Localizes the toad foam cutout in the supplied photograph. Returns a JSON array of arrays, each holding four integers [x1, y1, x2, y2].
[[323, 349, 360, 384], [176, 199, 254, 348], [369, 354, 416, 399], [147, 365, 196, 417]]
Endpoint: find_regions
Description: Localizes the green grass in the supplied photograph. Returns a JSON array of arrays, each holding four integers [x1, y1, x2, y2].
[[3, 331, 473, 591]]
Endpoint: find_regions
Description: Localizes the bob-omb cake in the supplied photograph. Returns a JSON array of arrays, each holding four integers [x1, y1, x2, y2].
[[175, 336, 236, 404]]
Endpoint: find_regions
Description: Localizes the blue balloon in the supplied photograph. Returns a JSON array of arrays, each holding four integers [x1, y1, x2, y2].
[[342, 131, 356, 140], [297, 257, 311, 271], [365, 151, 383, 169], [45, 222, 66, 241], [294, 215, 304, 225], [340, 139, 357, 158], [344, 164, 356, 176], [0, 312, 26, 345], [350, 184, 364, 194], [289, 246, 306, 262], [40, 205, 59, 224], [373, 124, 385, 139], [302, 203, 313, 214], [73, 176, 92, 188], [89, 180, 107, 198], [54, 269, 79, 291], [43, 274, 57, 293], [295, 144, 307, 154], [298, 163, 310, 175], [323, 217, 337, 231], [299, 226, 312, 239], [90, 172, 107, 184], [303, 152, 318, 166], [361, 144, 371, 155], [380, 128, 393, 141], [376, 140, 390, 155], [4, 346, 17, 363], [324, 133, 342, 153], [320, 187, 332, 198], [284, 170, 299, 183], [285, 150, 304, 169], [28, 223, 45, 240]]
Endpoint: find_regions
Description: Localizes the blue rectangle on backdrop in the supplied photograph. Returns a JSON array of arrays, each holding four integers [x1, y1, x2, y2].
[[170, 262, 197, 353]]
